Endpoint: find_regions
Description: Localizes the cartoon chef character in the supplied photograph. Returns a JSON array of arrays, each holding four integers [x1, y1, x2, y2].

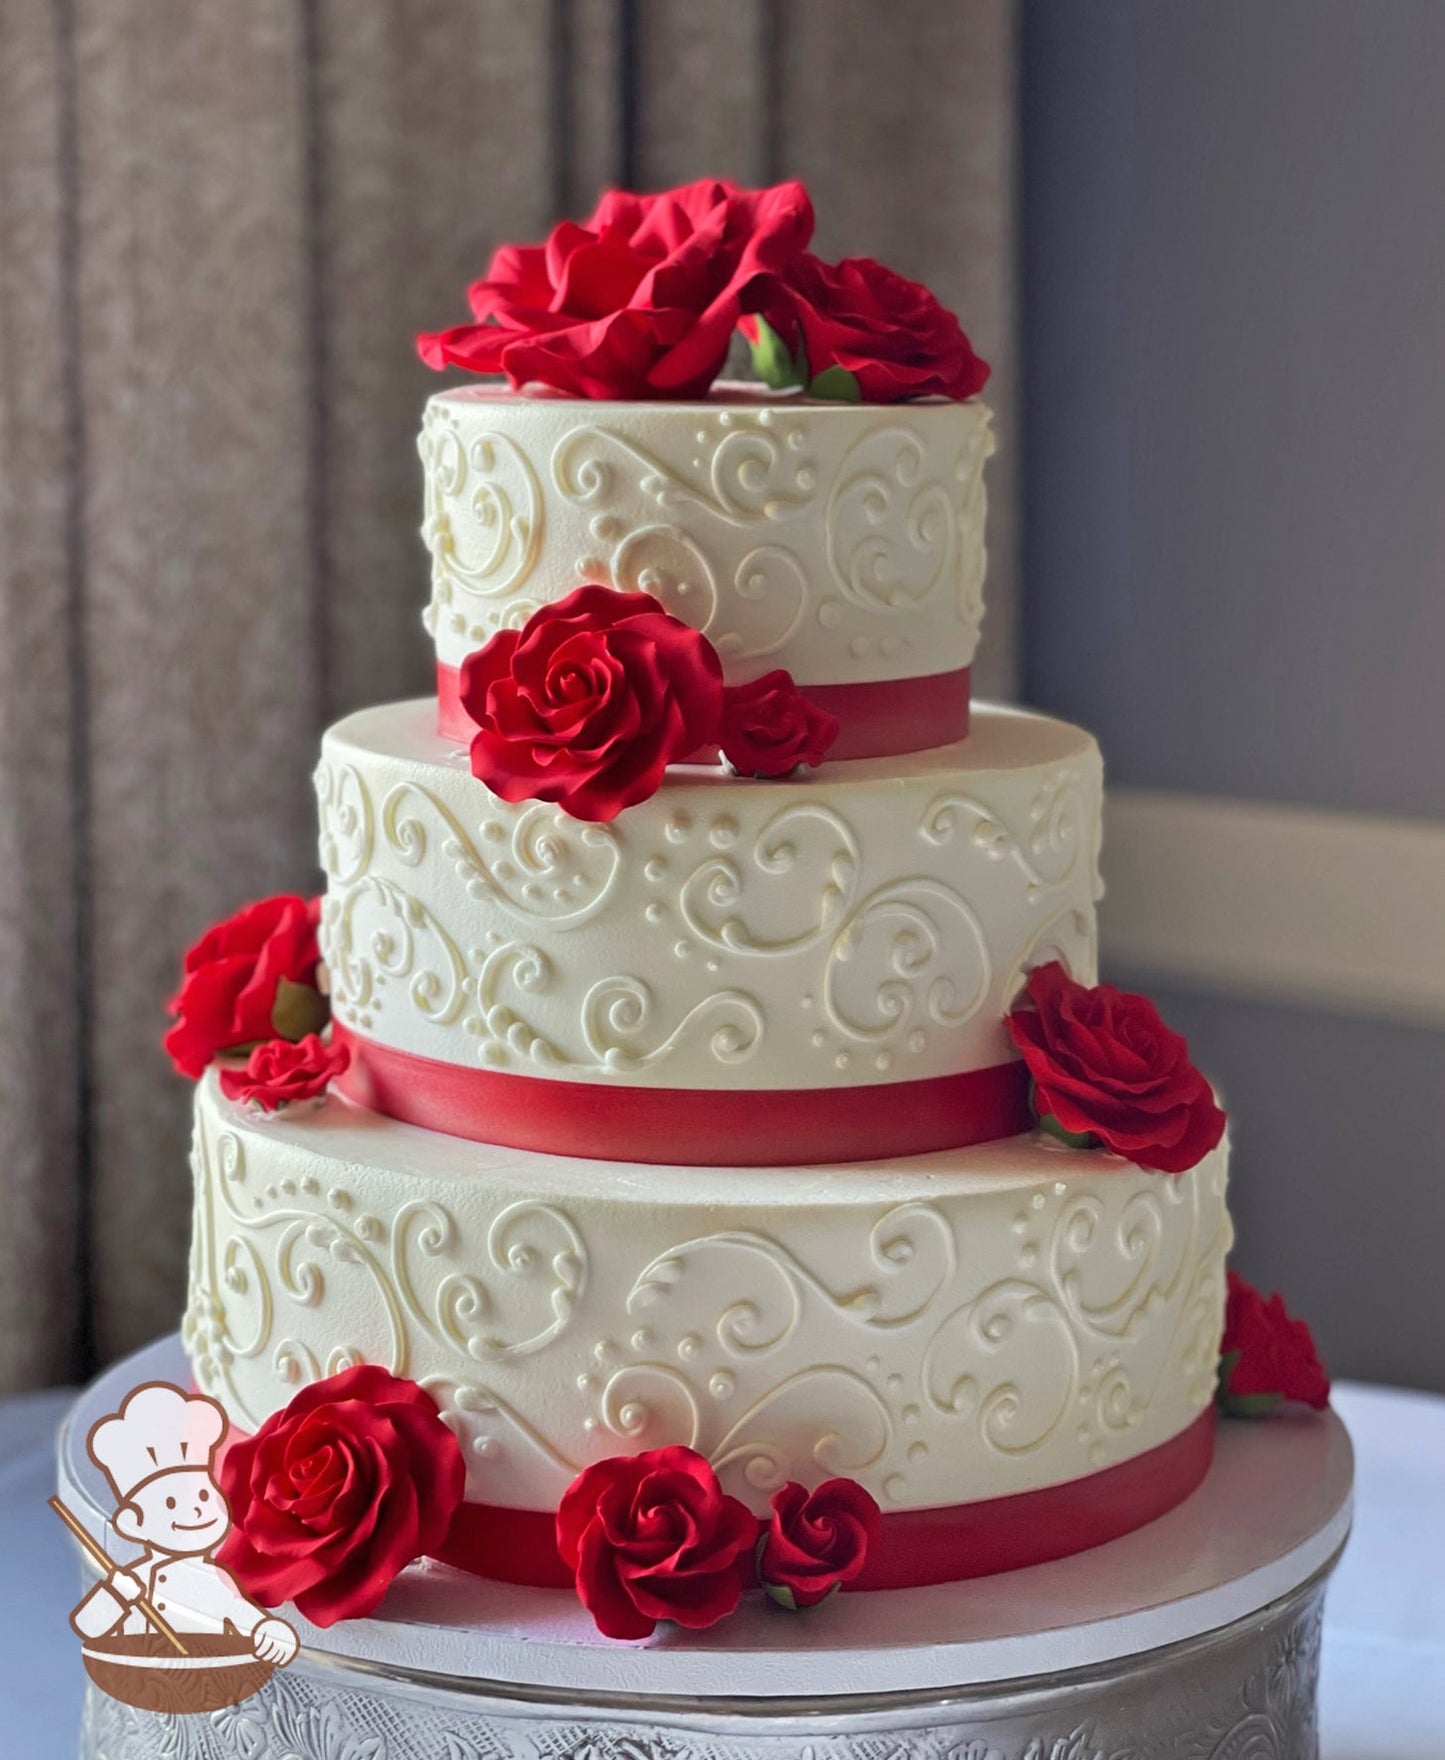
[[69, 1382, 298, 1666]]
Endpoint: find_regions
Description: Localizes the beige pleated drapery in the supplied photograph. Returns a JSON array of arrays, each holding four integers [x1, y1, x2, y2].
[[0, 0, 1017, 1394]]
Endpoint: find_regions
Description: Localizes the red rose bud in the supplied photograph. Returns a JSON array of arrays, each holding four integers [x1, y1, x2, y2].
[[1219, 1271, 1331, 1415], [719, 671, 840, 778], [418, 178, 814, 400], [764, 253, 990, 403], [219, 1033, 350, 1112], [556, 1447, 759, 1640], [164, 894, 325, 1079], [1005, 962, 1227, 1175], [758, 1478, 881, 1610], [218, 1364, 466, 1626], [459, 585, 724, 823]]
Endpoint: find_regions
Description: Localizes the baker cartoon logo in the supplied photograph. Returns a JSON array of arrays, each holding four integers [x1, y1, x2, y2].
[[50, 1382, 298, 1714]]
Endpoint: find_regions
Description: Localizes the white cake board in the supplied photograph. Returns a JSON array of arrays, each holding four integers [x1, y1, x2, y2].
[[58, 1335, 1351, 1704]]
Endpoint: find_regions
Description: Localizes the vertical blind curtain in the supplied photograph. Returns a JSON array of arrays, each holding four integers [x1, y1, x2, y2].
[[0, 0, 1017, 1394]]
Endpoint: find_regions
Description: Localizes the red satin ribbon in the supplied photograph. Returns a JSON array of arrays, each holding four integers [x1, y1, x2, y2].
[[435, 661, 971, 760], [432, 1410, 1217, 1593], [334, 1026, 1033, 1167]]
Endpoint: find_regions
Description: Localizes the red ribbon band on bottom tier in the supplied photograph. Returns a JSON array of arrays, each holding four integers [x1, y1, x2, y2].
[[431, 1409, 1216, 1593], [333, 1026, 1033, 1167], [435, 661, 971, 760]]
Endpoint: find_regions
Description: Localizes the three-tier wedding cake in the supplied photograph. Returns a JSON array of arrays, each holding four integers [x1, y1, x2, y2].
[[169, 179, 1325, 1641]]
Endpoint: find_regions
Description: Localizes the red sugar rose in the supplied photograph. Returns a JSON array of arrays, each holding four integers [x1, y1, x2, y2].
[[459, 584, 724, 823], [719, 671, 840, 778], [164, 894, 325, 1079], [757, 1478, 881, 1609], [1006, 962, 1226, 1174], [219, 1033, 349, 1112], [1219, 1271, 1331, 1415], [218, 1364, 466, 1627], [418, 178, 814, 399], [752, 254, 990, 403], [556, 1446, 759, 1640]]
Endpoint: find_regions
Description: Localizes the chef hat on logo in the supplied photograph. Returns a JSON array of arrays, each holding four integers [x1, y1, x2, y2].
[[88, 1383, 227, 1504]]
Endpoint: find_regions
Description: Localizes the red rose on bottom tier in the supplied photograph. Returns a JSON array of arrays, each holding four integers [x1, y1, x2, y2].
[[1219, 1271, 1331, 1415], [556, 1446, 759, 1639], [758, 1478, 881, 1608], [218, 1364, 466, 1625]]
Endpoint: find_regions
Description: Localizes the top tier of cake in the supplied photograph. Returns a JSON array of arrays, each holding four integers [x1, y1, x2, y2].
[[420, 387, 992, 757]]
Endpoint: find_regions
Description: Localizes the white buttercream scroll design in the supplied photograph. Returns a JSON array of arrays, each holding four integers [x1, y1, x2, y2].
[[186, 1121, 589, 1434], [826, 424, 959, 612], [420, 405, 543, 619], [552, 415, 816, 529], [824, 879, 991, 1043], [323, 877, 471, 1032], [922, 1279, 1082, 1457], [921, 771, 1086, 900], [679, 803, 860, 957], [1049, 1174, 1198, 1345], [709, 1368, 894, 1494], [392, 1198, 587, 1361], [314, 760, 375, 887], [580, 978, 764, 1073], [379, 780, 622, 929], [954, 414, 994, 624], [627, 1204, 958, 1350]]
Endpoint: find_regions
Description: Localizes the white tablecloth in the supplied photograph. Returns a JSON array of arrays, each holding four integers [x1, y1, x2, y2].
[[3, 1380, 1441, 1757]]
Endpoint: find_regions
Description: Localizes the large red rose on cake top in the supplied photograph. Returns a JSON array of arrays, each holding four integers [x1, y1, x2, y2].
[[1219, 1271, 1331, 1414], [459, 584, 724, 822], [757, 1478, 881, 1609], [219, 1365, 466, 1626], [1005, 962, 1226, 1174], [164, 894, 326, 1079], [556, 1446, 759, 1640], [749, 254, 990, 402], [417, 178, 814, 399]]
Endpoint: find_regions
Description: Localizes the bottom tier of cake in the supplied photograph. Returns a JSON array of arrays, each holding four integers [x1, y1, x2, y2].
[[65, 1337, 1353, 1757], [184, 1071, 1231, 1583]]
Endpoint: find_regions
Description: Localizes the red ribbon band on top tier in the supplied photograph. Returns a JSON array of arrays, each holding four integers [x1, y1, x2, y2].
[[333, 1025, 1033, 1167], [432, 1410, 1216, 1593], [435, 661, 971, 759]]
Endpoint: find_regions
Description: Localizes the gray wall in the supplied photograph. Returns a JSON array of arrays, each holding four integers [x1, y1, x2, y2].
[[1022, 2, 1445, 1388]]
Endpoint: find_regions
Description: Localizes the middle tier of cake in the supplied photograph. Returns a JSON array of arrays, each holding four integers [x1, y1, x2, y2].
[[184, 1073, 1231, 1527], [317, 700, 1103, 1164]]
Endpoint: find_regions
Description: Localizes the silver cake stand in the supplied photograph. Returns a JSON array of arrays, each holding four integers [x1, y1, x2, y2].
[[61, 1337, 1352, 1759]]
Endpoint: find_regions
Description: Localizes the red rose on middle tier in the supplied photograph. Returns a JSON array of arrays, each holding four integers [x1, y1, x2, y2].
[[719, 670, 840, 777], [459, 585, 724, 823], [1006, 961, 1227, 1174], [164, 893, 325, 1079], [417, 178, 814, 399], [556, 1446, 759, 1640], [219, 1033, 350, 1112]]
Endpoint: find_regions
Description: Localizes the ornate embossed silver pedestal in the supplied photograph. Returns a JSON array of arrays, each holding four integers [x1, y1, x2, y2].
[[64, 1339, 1352, 1760]]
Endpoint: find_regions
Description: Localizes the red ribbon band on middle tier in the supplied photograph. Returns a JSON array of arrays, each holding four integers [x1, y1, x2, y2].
[[431, 1409, 1216, 1593], [333, 1025, 1033, 1166], [436, 661, 971, 760]]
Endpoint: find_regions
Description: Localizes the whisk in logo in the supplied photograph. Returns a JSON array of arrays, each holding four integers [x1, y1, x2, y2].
[[50, 1381, 298, 1714]]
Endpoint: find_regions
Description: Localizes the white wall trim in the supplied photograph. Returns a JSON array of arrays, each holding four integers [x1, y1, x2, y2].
[[1100, 789, 1445, 1029]]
